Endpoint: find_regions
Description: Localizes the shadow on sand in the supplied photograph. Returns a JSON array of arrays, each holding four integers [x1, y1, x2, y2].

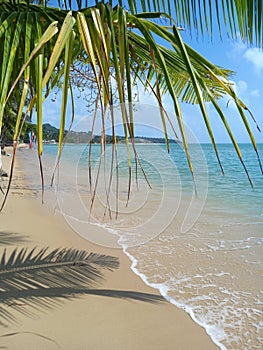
[[0, 246, 165, 327], [0, 232, 28, 246]]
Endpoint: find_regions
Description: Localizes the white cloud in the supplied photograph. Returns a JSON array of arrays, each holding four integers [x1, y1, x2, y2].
[[243, 48, 263, 75], [250, 89, 260, 97], [220, 79, 250, 111], [228, 79, 248, 99], [227, 40, 246, 60], [226, 79, 259, 102], [227, 39, 263, 75], [235, 80, 248, 94]]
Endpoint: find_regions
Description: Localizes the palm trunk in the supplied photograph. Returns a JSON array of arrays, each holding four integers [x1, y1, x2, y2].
[[0, 126, 2, 170]]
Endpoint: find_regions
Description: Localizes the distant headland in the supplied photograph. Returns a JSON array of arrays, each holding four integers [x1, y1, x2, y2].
[[42, 123, 179, 144]]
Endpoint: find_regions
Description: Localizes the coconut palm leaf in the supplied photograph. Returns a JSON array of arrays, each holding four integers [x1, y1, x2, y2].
[[0, 0, 262, 211], [127, 0, 263, 48]]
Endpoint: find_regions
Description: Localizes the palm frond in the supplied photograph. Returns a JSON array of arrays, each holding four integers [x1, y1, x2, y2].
[[127, 0, 263, 48], [1, 0, 262, 45], [0, 0, 262, 211], [127, 27, 234, 103]]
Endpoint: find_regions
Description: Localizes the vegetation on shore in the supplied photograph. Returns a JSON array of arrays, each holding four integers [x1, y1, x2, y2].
[[36, 123, 179, 144]]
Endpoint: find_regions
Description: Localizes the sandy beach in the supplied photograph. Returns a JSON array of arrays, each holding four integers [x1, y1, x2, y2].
[[0, 148, 218, 349]]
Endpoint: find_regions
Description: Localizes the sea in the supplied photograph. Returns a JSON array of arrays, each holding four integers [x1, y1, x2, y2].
[[20, 141, 263, 350]]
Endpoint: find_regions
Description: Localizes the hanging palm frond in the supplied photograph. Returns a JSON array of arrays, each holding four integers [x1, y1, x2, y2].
[[0, 0, 262, 211], [127, 0, 263, 48]]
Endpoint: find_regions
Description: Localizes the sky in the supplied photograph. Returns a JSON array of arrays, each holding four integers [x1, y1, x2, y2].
[[174, 32, 263, 144], [40, 2, 263, 144]]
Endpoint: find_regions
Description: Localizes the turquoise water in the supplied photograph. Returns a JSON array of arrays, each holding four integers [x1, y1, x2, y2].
[[22, 142, 263, 349]]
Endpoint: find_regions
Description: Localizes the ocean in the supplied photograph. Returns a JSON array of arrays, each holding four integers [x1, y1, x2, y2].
[[20, 142, 263, 350]]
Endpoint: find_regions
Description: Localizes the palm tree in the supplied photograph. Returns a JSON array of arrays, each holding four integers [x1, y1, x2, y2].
[[0, 0, 262, 203]]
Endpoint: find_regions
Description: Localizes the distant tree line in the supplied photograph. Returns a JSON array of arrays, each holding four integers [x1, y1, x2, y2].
[[1, 118, 179, 147], [26, 123, 179, 144]]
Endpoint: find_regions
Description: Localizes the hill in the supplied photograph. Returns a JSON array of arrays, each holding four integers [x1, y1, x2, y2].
[[41, 123, 179, 144]]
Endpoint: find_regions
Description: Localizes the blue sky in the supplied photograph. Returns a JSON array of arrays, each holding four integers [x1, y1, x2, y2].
[[41, 4, 263, 144], [181, 32, 263, 144]]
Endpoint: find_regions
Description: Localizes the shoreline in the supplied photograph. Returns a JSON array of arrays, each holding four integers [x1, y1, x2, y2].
[[0, 148, 219, 349]]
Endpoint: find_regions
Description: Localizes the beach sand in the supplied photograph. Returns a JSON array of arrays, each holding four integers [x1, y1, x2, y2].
[[0, 149, 219, 349]]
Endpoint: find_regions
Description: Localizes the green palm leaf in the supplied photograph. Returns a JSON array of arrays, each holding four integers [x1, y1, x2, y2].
[[0, 0, 262, 211], [127, 0, 263, 48]]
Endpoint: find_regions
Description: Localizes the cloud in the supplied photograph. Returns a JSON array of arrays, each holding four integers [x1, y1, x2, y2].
[[243, 48, 263, 75], [250, 89, 260, 97], [227, 40, 263, 75], [227, 40, 246, 60], [235, 80, 248, 94], [228, 80, 248, 101], [228, 79, 261, 102]]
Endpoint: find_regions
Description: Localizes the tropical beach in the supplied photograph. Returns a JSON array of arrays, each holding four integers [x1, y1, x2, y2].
[[1, 1, 263, 349], [1, 141, 262, 349], [0, 148, 221, 349]]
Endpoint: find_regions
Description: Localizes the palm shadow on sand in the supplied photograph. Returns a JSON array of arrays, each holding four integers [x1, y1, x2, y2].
[[0, 246, 165, 327], [0, 232, 28, 246]]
